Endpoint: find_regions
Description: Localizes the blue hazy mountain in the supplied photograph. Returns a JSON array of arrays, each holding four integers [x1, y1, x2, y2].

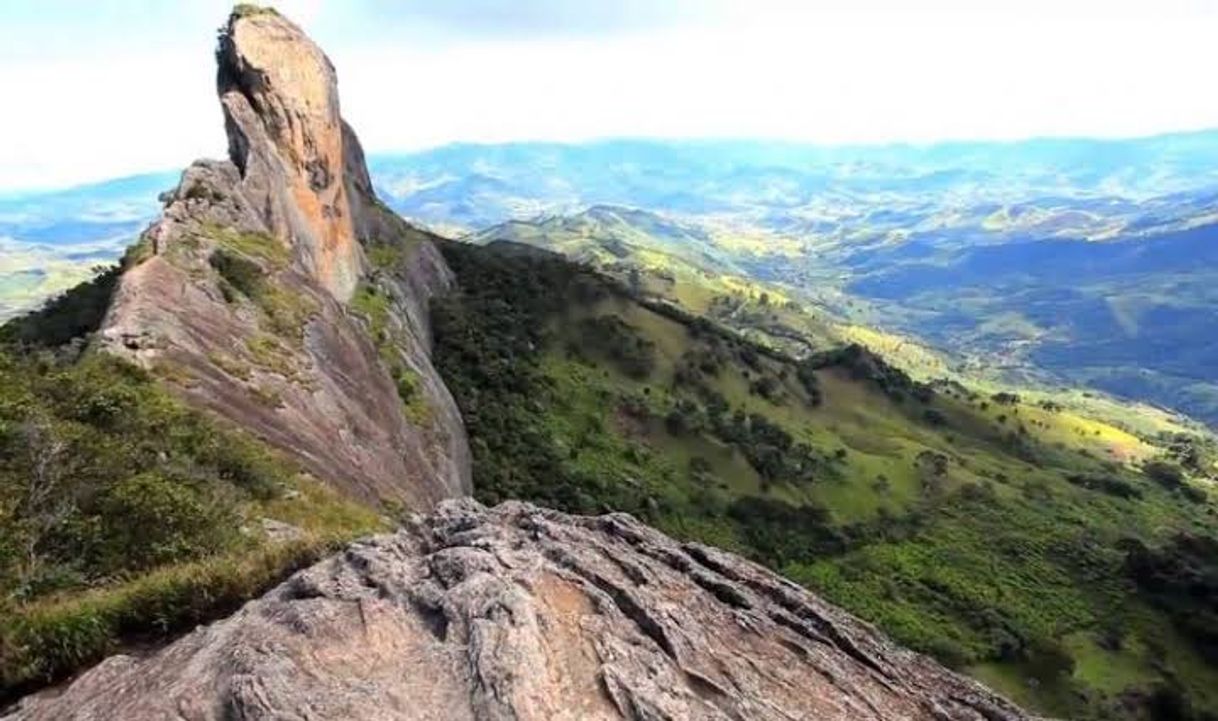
[[367, 131, 1218, 230], [0, 172, 176, 245], [5, 132, 1218, 423], [0, 172, 176, 318]]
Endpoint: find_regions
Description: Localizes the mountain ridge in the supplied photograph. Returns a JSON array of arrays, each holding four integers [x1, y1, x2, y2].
[[3, 7, 1217, 720], [0, 6, 1049, 720], [94, 8, 469, 507]]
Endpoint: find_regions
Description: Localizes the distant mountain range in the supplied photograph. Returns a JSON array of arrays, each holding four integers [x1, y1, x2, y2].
[[4, 131, 1218, 425], [370, 132, 1218, 232], [0, 172, 175, 316], [3, 9, 1217, 718]]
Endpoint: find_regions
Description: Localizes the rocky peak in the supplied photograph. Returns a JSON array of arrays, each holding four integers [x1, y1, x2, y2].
[[4, 501, 1039, 720], [216, 7, 362, 300], [96, 6, 470, 507]]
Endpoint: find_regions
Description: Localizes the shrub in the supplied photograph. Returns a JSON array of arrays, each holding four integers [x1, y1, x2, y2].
[[210, 248, 315, 339], [576, 315, 656, 379], [808, 344, 932, 403], [1143, 459, 1186, 489], [922, 637, 972, 669], [1064, 473, 1143, 500], [727, 497, 848, 566], [350, 283, 429, 421], [0, 266, 120, 350], [95, 472, 238, 573], [209, 248, 265, 300], [1124, 533, 1218, 663], [1021, 637, 1076, 683], [923, 408, 948, 427], [795, 359, 822, 405], [0, 351, 292, 599], [749, 375, 780, 401], [232, 4, 279, 19]]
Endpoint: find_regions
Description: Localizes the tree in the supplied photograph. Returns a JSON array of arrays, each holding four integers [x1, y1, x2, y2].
[[9, 419, 74, 593], [915, 450, 949, 495], [1143, 459, 1185, 490]]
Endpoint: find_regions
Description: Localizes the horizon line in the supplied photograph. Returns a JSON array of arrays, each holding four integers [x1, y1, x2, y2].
[[6, 125, 1218, 197]]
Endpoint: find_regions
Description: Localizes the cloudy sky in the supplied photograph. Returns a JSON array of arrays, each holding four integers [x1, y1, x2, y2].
[[0, 0, 1215, 191]]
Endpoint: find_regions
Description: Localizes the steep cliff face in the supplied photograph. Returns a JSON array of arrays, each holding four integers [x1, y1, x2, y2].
[[97, 8, 469, 507], [4, 501, 1038, 721], [217, 6, 361, 300]]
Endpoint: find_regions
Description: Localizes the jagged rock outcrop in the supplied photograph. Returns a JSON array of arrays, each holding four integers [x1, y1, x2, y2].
[[6, 501, 1039, 721], [217, 6, 360, 300], [97, 7, 469, 507]]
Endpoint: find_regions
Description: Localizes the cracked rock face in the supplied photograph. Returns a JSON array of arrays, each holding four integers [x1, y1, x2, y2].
[[6, 501, 1039, 721], [96, 9, 470, 507], [218, 8, 361, 300]]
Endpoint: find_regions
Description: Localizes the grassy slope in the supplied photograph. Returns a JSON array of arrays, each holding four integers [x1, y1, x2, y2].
[[432, 240, 1218, 720], [473, 206, 1207, 445], [0, 205, 457, 700], [0, 269, 385, 699]]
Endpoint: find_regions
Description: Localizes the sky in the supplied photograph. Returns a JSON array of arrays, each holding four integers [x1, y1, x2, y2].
[[0, 0, 1216, 191]]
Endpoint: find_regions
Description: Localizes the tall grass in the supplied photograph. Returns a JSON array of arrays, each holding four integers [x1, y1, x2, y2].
[[0, 532, 350, 698]]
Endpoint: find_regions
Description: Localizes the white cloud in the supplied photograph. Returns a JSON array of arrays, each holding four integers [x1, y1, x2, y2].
[[0, 0, 1215, 190], [0, 53, 224, 190], [337, 10, 1218, 150]]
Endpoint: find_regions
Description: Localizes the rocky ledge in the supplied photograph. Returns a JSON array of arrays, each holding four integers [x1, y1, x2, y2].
[[6, 501, 1037, 720]]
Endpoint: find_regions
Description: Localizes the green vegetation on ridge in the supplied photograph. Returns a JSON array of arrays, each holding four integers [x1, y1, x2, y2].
[[432, 239, 1218, 721], [472, 204, 1206, 448], [0, 269, 383, 699]]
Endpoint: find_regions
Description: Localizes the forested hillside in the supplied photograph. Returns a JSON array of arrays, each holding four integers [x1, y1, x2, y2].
[[432, 240, 1218, 720]]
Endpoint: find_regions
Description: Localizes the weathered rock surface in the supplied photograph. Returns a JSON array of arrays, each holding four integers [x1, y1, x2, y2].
[[6, 501, 1039, 721], [97, 8, 469, 507], [217, 7, 361, 300]]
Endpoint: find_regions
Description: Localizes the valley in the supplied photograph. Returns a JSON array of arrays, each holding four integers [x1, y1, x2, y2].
[[430, 239, 1218, 719], [9, 134, 1218, 427], [0, 6, 1216, 720]]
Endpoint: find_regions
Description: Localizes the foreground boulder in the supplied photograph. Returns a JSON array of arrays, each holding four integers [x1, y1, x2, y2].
[[7, 501, 1036, 720]]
